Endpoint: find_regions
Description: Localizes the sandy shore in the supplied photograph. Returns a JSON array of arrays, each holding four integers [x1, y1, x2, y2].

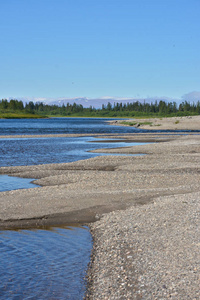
[[0, 125, 200, 298], [109, 115, 200, 130]]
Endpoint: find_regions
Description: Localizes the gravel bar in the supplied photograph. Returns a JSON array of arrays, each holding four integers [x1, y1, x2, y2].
[[0, 132, 200, 299]]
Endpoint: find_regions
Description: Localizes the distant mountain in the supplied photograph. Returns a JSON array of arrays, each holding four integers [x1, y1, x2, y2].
[[40, 96, 176, 108]]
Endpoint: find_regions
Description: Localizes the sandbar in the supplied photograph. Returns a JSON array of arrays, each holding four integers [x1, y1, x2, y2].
[[109, 115, 200, 130], [0, 122, 200, 299], [0, 132, 199, 229]]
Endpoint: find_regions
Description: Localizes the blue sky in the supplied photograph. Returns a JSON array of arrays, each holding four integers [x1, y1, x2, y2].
[[0, 0, 200, 106]]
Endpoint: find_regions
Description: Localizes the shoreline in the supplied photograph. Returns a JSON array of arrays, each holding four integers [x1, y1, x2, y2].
[[108, 115, 200, 131], [0, 133, 171, 229], [0, 127, 200, 298], [1, 132, 199, 230]]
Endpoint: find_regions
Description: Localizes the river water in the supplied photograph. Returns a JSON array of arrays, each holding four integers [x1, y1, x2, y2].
[[0, 117, 142, 135], [0, 226, 92, 299], [0, 118, 144, 299]]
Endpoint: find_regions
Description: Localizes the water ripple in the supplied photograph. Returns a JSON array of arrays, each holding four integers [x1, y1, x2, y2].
[[0, 226, 92, 299]]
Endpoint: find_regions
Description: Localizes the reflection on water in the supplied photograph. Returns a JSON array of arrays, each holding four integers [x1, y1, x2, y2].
[[0, 226, 92, 300]]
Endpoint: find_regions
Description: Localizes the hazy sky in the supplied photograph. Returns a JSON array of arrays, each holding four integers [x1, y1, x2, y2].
[[0, 0, 199, 103]]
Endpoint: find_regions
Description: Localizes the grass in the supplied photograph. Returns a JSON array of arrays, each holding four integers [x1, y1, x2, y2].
[[120, 121, 137, 126], [120, 121, 153, 127], [0, 108, 199, 119], [140, 122, 153, 125], [0, 112, 47, 119]]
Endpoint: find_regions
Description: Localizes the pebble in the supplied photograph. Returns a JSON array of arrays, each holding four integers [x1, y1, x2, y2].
[[86, 194, 200, 299]]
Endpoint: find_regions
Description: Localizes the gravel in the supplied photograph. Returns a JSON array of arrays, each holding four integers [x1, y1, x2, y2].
[[86, 192, 200, 299], [0, 132, 199, 299]]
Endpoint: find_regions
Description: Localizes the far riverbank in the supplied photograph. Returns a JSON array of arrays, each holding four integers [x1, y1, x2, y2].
[[108, 115, 200, 131]]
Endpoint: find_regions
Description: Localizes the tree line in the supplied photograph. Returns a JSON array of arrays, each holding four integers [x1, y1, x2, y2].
[[1, 98, 200, 117]]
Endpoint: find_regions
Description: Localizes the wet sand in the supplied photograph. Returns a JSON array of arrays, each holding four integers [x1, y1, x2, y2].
[[0, 126, 200, 298]]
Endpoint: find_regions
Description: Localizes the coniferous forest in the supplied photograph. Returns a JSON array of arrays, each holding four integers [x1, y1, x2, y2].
[[0, 98, 200, 118]]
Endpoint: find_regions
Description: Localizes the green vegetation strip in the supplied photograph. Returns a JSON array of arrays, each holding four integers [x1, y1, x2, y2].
[[0, 98, 200, 119], [120, 121, 153, 126], [0, 112, 46, 119]]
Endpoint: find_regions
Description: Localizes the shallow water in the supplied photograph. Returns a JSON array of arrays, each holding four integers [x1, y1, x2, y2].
[[0, 175, 92, 300], [0, 226, 92, 300], [0, 136, 146, 167], [0, 175, 37, 191]]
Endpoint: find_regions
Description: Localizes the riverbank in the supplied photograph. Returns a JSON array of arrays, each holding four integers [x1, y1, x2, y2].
[[0, 132, 198, 228], [0, 132, 200, 299], [109, 115, 200, 130]]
